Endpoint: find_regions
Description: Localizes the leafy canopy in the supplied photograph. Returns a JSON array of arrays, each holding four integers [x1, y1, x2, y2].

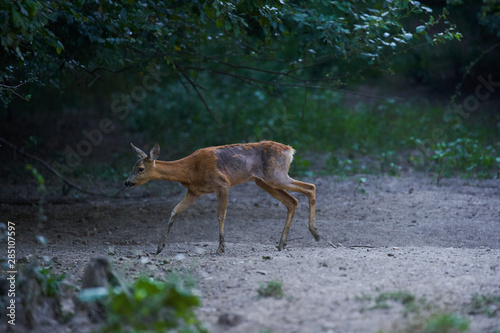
[[0, 0, 462, 107]]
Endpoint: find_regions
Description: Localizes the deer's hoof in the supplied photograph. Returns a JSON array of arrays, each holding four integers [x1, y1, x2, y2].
[[156, 244, 165, 255], [276, 241, 287, 251], [216, 244, 225, 255], [309, 227, 320, 241]]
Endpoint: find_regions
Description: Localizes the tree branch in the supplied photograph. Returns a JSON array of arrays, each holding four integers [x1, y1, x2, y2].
[[0, 81, 31, 90], [451, 41, 500, 104], [182, 65, 400, 100], [179, 70, 226, 128], [0, 79, 35, 101]]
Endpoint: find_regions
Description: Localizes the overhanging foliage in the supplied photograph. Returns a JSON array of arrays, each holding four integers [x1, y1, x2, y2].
[[1, 0, 462, 110]]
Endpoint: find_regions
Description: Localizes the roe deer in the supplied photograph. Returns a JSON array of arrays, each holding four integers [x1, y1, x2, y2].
[[124, 141, 319, 254]]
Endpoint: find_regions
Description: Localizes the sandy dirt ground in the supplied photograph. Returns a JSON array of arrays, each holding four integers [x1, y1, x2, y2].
[[1, 174, 499, 332]]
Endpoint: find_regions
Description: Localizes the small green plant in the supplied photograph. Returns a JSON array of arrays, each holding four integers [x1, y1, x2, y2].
[[34, 266, 67, 298], [25, 164, 46, 222], [26, 164, 49, 245], [101, 275, 207, 333], [379, 150, 400, 175], [257, 280, 284, 299], [359, 291, 420, 314], [431, 138, 500, 181], [354, 177, 367, 195], [390, 312, 470, 333], [358, 290, 472, 333], [375, 291, 416, 311], [422, 313, 469, 333], [468, 294, 500, 318]]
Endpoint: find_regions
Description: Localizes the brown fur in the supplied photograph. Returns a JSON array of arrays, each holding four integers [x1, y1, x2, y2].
[[124, 141, 319, 254]]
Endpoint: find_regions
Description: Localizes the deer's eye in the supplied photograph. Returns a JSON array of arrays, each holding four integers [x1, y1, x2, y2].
[[138, 167, 145, 172]]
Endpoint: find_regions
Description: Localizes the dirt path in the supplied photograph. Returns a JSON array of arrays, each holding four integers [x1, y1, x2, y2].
[[2, 174, 500, 332]]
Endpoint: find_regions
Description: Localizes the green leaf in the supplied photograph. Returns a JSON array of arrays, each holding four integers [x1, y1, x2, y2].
[[416, 25, 426, 33], [79, 287, 109, 302], [424, 32, 433, 44], [216, 18, 223, 29], [10, 8, 25, 29], [421, 6, 433, 13]]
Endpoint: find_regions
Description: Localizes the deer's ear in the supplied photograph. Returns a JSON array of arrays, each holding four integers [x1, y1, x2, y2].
[[130, 143, 147, 159], [149, 143, 160, 161]]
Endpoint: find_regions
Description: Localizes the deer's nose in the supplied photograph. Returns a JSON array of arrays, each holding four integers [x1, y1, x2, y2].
[[124, 181, 135, 187]]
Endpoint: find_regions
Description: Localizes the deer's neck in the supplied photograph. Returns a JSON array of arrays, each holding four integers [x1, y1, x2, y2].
[[153, 159, 192, 184]]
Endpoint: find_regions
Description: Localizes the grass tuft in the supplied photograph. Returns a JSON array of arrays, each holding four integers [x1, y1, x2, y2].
[[257, 280, 284, 299]]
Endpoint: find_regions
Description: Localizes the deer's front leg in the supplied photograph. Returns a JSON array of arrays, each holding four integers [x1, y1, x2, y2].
[[216, 186, 229, 255], [156, 191, 199, 255]]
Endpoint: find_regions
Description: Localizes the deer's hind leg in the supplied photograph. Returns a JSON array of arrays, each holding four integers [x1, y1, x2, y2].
[[215, 185, 229, 255], [255, 178, 298, 250], [275, 178, 319, 241]]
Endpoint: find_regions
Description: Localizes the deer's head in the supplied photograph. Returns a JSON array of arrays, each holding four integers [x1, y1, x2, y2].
[[124, 143, 160, 187]]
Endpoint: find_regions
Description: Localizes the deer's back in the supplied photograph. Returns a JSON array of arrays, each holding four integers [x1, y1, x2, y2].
[[211, 141, 294, 186]]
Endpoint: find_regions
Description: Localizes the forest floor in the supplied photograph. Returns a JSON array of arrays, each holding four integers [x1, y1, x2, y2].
[[1, 173, 500, 333]]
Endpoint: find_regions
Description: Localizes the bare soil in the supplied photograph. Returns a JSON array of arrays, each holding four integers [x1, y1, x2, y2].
[[2, 174, 500, 333]]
